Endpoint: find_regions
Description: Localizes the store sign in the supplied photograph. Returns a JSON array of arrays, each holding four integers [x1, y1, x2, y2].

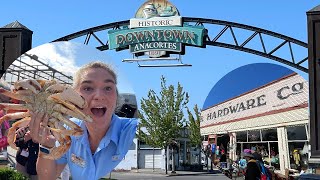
[[201, 74, 309, 126], [205, 94, 267, 121], [277, 82, 304, 100], [109, 26, 204, 50], [130, 16, 182, 28], [129, 42, 182, 53], [108, 0, 205, 58]]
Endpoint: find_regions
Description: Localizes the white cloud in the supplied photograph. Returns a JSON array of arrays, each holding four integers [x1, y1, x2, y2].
[[27, 42, 80, 76], [4, 41, 135, 94]]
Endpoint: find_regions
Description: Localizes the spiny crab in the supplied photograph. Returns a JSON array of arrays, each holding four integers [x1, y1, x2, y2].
[[0, 79, 93, 160]]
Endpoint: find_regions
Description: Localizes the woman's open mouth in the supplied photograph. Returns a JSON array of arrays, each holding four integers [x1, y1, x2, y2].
[[91, 107, 107, 117]]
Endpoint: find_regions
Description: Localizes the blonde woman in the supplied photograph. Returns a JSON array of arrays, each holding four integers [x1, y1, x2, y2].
[[30, 61, 137, 180]]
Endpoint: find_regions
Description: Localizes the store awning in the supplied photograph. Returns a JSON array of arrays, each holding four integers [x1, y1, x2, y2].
[[200, 107, 309, 135]]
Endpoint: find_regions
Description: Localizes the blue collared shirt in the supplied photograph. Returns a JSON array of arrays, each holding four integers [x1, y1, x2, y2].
[[56, 114, 137, 180]]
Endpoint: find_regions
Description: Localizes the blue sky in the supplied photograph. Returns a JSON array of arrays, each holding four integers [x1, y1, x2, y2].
[[0, 1, 318, 112]]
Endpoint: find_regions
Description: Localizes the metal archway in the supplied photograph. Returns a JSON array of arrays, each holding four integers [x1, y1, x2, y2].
[[53, 17, 308, 73]]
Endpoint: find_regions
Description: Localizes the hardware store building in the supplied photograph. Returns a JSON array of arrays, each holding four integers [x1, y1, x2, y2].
[[200, 63, 309, 174]]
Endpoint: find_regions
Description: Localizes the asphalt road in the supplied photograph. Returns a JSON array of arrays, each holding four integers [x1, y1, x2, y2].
[[6, 147, 231, 180], [105, 171, 231, 180]]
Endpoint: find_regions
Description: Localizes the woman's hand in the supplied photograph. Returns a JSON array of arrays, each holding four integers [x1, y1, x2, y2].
[[24, 131, 32, 142], [29, 111, 56, 148], [15, 127, 28, 139]]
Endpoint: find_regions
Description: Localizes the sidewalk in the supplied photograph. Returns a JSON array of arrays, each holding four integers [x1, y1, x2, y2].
[[6, 146, 17, 167]]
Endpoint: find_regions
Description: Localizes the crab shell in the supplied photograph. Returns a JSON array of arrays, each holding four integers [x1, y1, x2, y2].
[[0, 79, 93, 160]]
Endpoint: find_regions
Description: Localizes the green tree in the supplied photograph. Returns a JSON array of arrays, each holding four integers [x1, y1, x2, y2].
[[138, 75, 189, 174], [187, 104, 203, 165], [0, 168, 28, 179], [187, 104, 202, 147]]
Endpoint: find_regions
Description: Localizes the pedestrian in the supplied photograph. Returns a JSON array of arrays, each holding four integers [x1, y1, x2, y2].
[[15, 126, 39, 180], [243, 151, 260, 180], [30, 61, 138, 180], [251, 147, 263, 162], [220, 149, 227, 168], [0, 109, 9, 153], [0, 80, 11, 156], [253, 149, 271, 180]]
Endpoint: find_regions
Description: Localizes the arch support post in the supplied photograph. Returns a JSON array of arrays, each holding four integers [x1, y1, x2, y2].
[[307, 5, 320, 163]]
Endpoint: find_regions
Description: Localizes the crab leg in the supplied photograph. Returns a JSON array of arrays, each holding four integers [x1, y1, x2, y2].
[[52, 104, 92, 123], [40, 130, 71, 160], [51, 112, 84, 134], [46, 122, 81, 138], [49, 97, 92, 122], [0, 112, 30, 124], [49, 134, 71, 160], [7, 117, 31, 150], [46, 117, 83, 136], [0, 103, 28, 111], [37, 79, 56, 89], [47, 118, 62, 128], [48, 119, 59, 129], [48, 127, 83, 136], [0, 88, 32, 103]]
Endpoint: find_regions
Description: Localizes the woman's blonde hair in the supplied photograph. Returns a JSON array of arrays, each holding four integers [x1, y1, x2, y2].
[[73, 61, 117, 88]]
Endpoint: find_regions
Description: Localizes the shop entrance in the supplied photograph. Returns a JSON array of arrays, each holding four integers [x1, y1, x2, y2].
[[217, 134, 229, 154]]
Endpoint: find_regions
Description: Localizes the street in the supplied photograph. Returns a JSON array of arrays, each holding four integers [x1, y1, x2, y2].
[[105, 171, 231, 180], [5, 146, 230, 180]]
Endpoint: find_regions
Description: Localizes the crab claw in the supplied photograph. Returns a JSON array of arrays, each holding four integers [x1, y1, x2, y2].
[[48, 86, 87, 109], [39, 131, 71, 160], [14, 79, 41, 94], [46, 84, 68, 93], [0, 88, 32, 103], [7, 117, 31, 150]]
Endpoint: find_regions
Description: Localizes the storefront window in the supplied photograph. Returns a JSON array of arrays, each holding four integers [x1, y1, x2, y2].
[[262, 129, 278, 141], [202, 135, 208, 141], [270, 142, 280, 170], [288, 142, 309, 170], [287, 126, 307, 140], [186, 141, 191, 164], [139, 141, 154, 148], [236, 131, 247, 142], [248, 130, 261, 142]]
